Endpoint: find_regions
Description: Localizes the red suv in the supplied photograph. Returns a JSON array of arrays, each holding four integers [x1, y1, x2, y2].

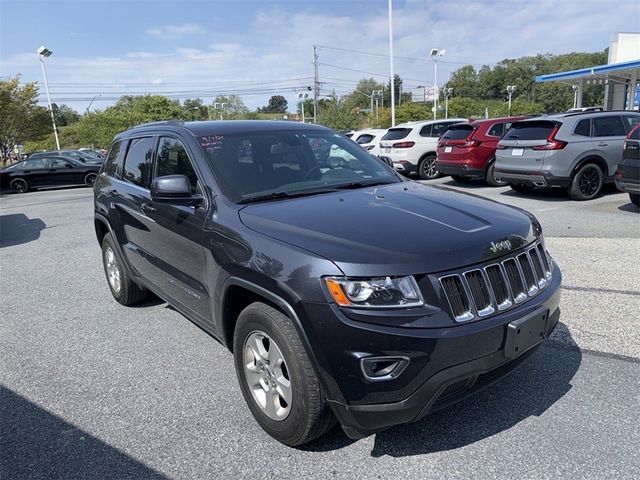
[[436, 116, 528, 186]]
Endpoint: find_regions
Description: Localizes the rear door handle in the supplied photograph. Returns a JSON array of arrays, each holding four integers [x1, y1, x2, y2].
[[141, 203, 156, 214]]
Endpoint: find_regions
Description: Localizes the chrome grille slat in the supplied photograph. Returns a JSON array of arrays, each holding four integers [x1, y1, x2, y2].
[[438, 240, 552, 323]]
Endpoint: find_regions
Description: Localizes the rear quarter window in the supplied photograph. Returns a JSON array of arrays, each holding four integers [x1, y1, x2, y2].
[[573, 119, 591, 137], [102, 140, 126, 177], [355, 134, 375, 144], [486, 123, 505, 137], [382, 128, 411, 141]]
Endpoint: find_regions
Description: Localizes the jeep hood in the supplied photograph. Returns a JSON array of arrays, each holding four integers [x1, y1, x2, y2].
[[238, 182, 538, 276]]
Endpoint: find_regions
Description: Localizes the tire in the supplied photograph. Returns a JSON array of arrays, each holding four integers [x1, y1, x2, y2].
[[509, 183, 535, 193], [568, 163, 603, 201], [630, 193, 640, 207], [10, 178, 28, 193], [84, 172, 98, 187], [101, 233, 147, 306], [418, 155, 441, 180], [233, 302, 336, 446], [450, 175, 472, 183], [485, 161, 508, 187]]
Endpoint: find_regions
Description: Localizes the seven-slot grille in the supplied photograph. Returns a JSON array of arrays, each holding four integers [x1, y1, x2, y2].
[[439, 241, 552, 322]]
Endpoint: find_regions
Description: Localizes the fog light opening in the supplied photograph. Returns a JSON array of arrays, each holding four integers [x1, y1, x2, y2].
[[360, 356, 410, 382]]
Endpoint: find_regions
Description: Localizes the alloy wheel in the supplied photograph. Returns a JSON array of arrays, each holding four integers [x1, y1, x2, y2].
[[578, 167, 601, 197], [420, 157, 438, 179], [243, 331, 292, 421], [104, 246, 121, 294], [11, 179, 27, 193]]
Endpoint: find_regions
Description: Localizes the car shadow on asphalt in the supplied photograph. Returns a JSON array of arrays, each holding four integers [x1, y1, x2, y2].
[[306, 323, 581, 456], [617, 202, 640, 213], [0, 213, 46, 248], [0, 385, 169, 479]]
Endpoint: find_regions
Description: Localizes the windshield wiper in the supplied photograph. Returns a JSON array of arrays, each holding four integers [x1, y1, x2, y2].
[[237, 188, 340, 204], [331, 179, 398, 190]]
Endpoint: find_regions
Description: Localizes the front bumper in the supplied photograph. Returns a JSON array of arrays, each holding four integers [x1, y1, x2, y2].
[[298, 267, 562, 439]]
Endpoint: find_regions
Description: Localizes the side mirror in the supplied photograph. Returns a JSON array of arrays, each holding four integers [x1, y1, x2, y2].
[[150, 175, 203, 207]]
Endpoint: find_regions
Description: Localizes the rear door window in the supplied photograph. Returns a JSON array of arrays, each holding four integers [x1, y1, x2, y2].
[[24, 159, 46, 169], [430, 122, 453, 138], [122, 137, 154, 188], [504, 121, 557, 140], [355, 134, 375, 144], [382, 128, 411, 141], [573, 119, 591, 137], [592, 116, 626, 137]]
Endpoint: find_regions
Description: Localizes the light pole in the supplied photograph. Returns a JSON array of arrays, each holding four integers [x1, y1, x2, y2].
[[388, 0, 396, 126], [37, 45, 60, 150], [213, 102, 228, 120], [86, 94, 102, 114], [443, 87, 453, 119], [506, 85, 517, 116], [430, 48, 446, 120], [296, 87, 311, 122], [572, 84, 579, 109]]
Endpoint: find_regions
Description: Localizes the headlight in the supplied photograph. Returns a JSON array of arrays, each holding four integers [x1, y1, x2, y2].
[[324, 276, 424, 308]]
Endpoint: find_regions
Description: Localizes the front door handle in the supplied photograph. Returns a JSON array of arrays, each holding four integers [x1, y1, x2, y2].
[[141, 203, 156, 214], [597, 143, 608, 147]]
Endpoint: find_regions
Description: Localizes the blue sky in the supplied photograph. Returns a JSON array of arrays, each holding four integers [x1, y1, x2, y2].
[[1, 0, 639, 112]]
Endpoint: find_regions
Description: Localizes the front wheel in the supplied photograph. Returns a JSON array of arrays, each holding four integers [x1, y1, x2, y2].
[[630, 193, 640, 207], [10, 178, 29, 193], [568, 163, 603, 200], [418, 155, 441, 180], [101, 233, 147, 306], [485, 162, 508, 187], [233, 302, 336, 446]]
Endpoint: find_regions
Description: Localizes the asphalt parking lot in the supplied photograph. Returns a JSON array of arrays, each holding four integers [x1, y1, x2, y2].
[[1, 181, 639, 480]]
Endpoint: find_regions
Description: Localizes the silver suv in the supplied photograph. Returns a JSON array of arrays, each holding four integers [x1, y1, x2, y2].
[[495, 111, 640, 200]]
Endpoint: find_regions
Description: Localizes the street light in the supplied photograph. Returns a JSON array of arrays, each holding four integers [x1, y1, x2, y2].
[[296, 87, 312, 123], [506, 85, 517, 116], [86, 94, 102, 114], [37, 45, 60, 150], [443, 87, 453, 119], [572, 84, 579, 109], [430, 48, 446, 120]]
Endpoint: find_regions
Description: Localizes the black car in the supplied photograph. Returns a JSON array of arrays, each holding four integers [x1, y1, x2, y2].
[[0, 156, 100, 193], [94, 121, 562, 446], [615, 124, 640, 207], [28, 149, 103, 165]]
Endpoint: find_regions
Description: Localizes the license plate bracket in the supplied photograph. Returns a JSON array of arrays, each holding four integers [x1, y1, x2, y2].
[[444, 146, 452, 153], [512, 148, 524, 156], [504, 308, 549, 359]]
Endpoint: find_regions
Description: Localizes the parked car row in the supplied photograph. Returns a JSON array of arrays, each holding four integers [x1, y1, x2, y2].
[[27, 148, 104, 165], [0, 156, 100, 193]]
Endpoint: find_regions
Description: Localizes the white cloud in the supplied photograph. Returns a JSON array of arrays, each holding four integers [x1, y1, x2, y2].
[[145, 23, 205, 39], [2, 0, 637, 112]]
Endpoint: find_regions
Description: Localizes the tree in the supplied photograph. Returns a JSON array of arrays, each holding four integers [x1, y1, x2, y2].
[[181, 98, 209, 121], [259, 95, 288, 113], [342, 78, 384, 113], [0, 76, 51, 163], [317, 98, 359, 130], [210, 95, 249, 119], [52, 103, 81, 126]]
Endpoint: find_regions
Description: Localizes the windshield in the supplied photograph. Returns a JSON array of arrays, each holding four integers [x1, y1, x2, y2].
[[196, 129, 400, 203]]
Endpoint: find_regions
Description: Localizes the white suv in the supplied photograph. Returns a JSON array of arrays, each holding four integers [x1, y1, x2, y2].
[[352, 128, 387, 156], [379, 119, 467, 179]]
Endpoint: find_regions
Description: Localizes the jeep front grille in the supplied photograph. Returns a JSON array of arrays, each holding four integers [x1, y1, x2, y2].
[[439, 241, 552, 322]]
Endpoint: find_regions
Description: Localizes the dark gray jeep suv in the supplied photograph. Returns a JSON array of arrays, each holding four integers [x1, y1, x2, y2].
[[94, 121, 562, 446]]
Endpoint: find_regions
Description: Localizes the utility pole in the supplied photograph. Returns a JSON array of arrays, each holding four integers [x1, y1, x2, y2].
[[312, 46, 319, 123], [388, 0, 396, 126]]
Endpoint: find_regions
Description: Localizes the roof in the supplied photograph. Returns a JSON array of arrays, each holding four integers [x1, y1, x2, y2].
[[128, 120, 330, 137], [535, 59, 640, 83], [393, 118, 468, 128]]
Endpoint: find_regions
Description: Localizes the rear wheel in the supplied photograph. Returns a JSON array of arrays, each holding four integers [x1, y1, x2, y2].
[[418, 155, 440, 180], [485, 161, 508, 187], [509, 183, 535, 193], [630, 193, 640, 207], [233, 302, 336, 446], [101, 233, 147, 306], [10, 178, 28, 193], [568, 163, 603, 201], [84, 172, 98, 187]]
